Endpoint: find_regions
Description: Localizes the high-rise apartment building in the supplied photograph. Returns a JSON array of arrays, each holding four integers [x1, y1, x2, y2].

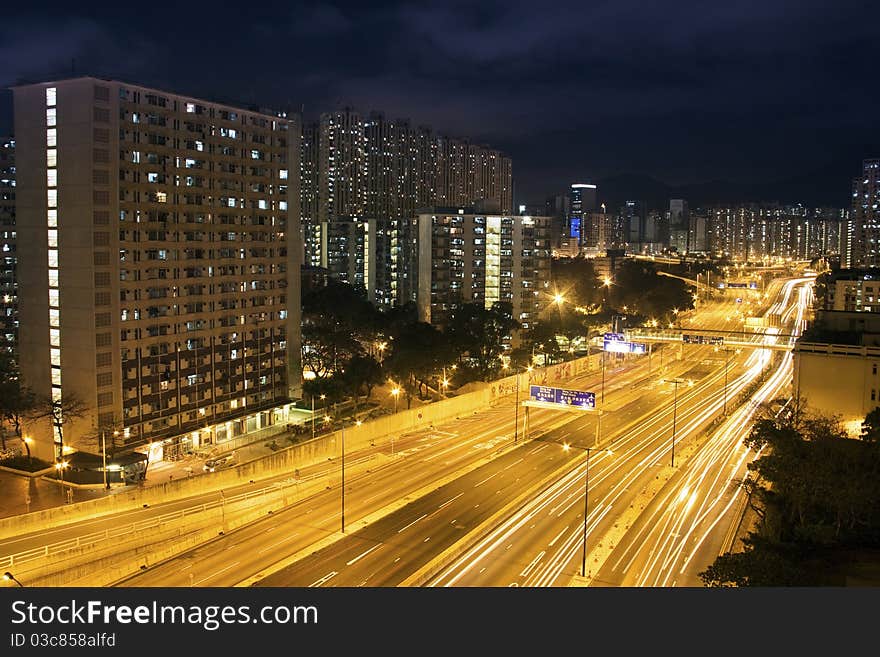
[[413, 209, 551, 332], [849, 159, 880, 268], [302, 111, 512, 307], [0, 139, 15, 352], [13, 77, 302, 459]]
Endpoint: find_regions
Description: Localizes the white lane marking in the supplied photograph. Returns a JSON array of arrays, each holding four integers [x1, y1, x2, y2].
[[423, 536, 431, 542], [503, 458, 524, 471], [258, 532, 300, 554], [528, 444, 548, 456], [309, 571, 338, 587], [438, 493, 464, 510], [549, 526, 569, 547], [346, 544, 382, 566], [475, 472, 499, 487], [397, 513, 428, 533], [192, 561, 240, 586], [519, 550, 546, 578]]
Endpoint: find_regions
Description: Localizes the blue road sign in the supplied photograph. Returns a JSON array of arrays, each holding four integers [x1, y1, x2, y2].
[[604, 339, 648, 354], [529, 385, 596, 409]]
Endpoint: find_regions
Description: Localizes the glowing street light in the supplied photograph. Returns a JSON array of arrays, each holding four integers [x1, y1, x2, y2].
[[391, 387, 400, 414], [3, 572, 23, 587], [54, 460, 69, 500]]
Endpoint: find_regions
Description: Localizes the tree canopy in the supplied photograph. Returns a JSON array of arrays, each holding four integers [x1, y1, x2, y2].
[[700, 408, 880, 586]]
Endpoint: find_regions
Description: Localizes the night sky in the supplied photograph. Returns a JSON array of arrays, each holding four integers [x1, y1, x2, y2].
[[2, 0, 878, 204]]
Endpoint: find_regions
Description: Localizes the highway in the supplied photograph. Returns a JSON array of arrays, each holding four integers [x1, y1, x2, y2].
[[592, 278, 812, 586], [116, 324, 679, 586], [121, 298, 743, 586], [425, 277, 809, 587]]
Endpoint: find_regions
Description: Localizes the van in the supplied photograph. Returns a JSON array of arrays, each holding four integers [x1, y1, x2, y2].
[[203, 451, 236, 473]]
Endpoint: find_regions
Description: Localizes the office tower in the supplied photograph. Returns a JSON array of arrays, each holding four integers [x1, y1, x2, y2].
[[569, 183, 597, 248], [0, 139, 14, 352], [413, 209, 551, 332], [850, 158, 880, 268], [13, 77, 302, 459]]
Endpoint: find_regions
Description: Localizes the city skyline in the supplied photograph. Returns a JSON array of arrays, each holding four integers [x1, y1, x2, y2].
[[1, 1, 878, 204]]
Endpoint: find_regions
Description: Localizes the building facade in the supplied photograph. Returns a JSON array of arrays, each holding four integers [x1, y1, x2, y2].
[[849, 159, 880, 268], [413, 209, 551, 332], [0, 139, 14, 351], [13, 77, 302, 459]]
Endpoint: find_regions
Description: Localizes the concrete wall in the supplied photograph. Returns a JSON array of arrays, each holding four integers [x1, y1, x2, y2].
[[0, 352, 599, 540], [795, 342, 880, 424]]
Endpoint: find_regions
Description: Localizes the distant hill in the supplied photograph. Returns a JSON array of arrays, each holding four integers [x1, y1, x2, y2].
[[595, 159, 861, 211]]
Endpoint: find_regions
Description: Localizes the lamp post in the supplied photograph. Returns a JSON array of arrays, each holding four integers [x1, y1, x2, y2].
[[54, 460, 69, 501], [601, 348, 606, 404], [663, 378, 693, 467], [101, 431, 107, 490], [563, 443, 591, 578], [3, 571, 23, 587], [340, 419, 361, 534]]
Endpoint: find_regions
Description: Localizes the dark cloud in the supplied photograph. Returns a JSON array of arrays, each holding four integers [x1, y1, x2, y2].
[[2, 0, 878, 204]]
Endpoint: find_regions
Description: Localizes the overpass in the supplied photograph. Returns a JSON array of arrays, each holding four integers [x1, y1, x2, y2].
[[624, 326, 798, 351]]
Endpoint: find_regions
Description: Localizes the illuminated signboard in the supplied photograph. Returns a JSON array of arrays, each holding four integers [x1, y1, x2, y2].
[[529, 385, 595, 409], [570, 217, 581, 238], [682, 334, 724, 345], [603, 332, 625, 342], [603, 340, 647, 354]]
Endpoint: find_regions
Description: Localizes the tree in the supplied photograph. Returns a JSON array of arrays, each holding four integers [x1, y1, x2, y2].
[[700, 408, 880, 586], [860, 407, 880, 442], [0, 347, 40, 453], [0, 383, 36, 454], [550, 257, 603, 309], [301, 280, 377, 379], [342, 355, 384, 406], [385, 322, 455, 407], [445, 302, 520, 379], [30, 393, 90, 460]]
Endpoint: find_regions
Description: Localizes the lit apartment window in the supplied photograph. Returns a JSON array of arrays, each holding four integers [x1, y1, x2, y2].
[[46, 108, 56, 127], [47, 149, 56, 167], [46, 87, 56, 107]]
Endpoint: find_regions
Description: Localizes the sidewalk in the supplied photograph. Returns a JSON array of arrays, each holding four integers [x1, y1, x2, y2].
[[0, 429, 309, 521]]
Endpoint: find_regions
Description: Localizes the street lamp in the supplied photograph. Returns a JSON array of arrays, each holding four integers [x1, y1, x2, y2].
[[563, 443, 591, 578], [101, 430, 118, 490], [663, 378, 694, 467], [54, 460, 69, 500], [340, 419, 362, 534], [3, 571, 23, 587], [391, 386, 400, 414]]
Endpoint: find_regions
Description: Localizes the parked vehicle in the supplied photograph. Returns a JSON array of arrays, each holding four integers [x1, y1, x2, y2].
[[203, 451, 236, 472]]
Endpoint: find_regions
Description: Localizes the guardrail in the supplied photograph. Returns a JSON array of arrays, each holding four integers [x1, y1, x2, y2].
[[0, 474, 309, 570]]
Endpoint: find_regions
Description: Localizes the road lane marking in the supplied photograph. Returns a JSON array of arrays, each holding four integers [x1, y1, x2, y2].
[[519, 551, 546, 578], [475, 472, 499, 487], [193, 561, 240, 586], [309, 571, 338, 587], [346, 544, 382, 566], [438, 493, 464, 510], [503, 458, 524, 470], [549, 526, 569, 547], [258, 532, 300, 554], [397, 513, 427, 533]]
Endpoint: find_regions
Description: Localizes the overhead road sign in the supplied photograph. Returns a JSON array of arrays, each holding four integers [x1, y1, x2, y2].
[[529, 385, 595, 410]]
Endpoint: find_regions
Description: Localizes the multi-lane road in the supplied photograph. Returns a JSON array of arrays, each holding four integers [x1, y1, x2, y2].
[[118, 296, 742, 586], [429, 277, 811, 587]]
